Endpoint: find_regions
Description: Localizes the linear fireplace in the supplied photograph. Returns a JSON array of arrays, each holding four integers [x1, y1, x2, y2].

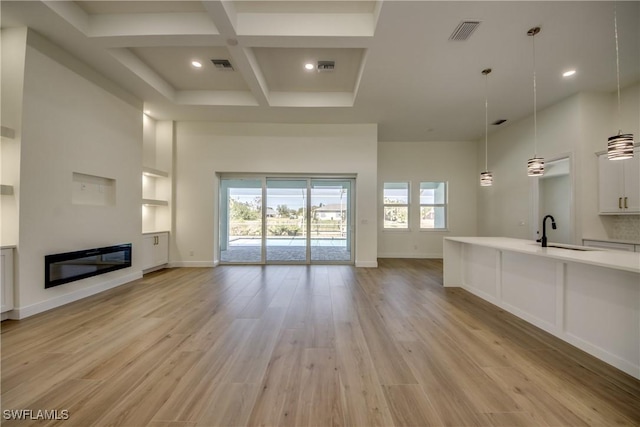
[[45, 244, 132, 289]]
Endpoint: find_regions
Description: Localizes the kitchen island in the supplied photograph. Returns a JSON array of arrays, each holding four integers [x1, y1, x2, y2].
[[443, 237, 640, 379]]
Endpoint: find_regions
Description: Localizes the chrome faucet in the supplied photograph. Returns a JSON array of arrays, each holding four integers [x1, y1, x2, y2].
[[538, 215, 557, 247]]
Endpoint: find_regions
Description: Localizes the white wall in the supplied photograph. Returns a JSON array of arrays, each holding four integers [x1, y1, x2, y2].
[[1, 28, 28, 247], [378, 140, 477, 258], [13, 38, 143, 318], [477, 94, 581, 240], [142, 114, 157, 170], [477, 83, 640, 242], [173, 122, 378, 267]]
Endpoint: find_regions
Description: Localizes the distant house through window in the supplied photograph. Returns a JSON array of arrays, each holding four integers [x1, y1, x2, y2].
[[420, 181, 447, 230], [383, 182, 409, 229]]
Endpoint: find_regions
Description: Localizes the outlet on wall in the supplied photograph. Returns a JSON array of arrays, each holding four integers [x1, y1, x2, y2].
[[189, 251, 194, 256]]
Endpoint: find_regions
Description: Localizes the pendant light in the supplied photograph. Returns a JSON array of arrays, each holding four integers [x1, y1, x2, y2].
[[480, 68, 493, 186], [608, 3, 635, 160], [527, 27, 544, 177]]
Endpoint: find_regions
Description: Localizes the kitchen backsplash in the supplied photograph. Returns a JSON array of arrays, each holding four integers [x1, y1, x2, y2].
[[610, 215, 640, 241]]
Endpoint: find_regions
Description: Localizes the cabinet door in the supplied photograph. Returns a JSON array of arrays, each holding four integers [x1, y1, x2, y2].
[[622, 152, 640, 212], [1, 249, 14, 313], [141, 235, 155, 270], [598, 155, 624, 213], [153, 232, 169, 266]]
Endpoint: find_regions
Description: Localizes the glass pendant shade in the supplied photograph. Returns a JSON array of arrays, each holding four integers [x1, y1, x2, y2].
[[480, 68, 493, 187], [526, 27, 544, 177], [527, 157, 544, 176], [480, 171, 493, 186], [607, 133, 635, 160], [607, 5, 634, 161]]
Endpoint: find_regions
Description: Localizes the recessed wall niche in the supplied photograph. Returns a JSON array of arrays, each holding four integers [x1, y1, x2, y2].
[[72, 172, 116, 206]]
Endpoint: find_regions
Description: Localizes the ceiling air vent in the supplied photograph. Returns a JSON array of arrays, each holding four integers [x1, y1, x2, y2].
[[492, 119, 507, 126], [317, 60, 335, 72], [449, 20, 481, 41], [211, 59, 234, 70]]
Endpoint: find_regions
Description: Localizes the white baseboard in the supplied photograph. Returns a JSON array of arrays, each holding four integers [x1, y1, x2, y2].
[[142, 264, 167, 274], [355, 260, 378, 268], [169, 261, 216, 268], [377, 252, 442, 259], [11, 271, 142, 320]]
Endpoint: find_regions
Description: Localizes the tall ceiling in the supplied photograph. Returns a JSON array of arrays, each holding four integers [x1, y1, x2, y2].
[[2, 1, 639, 142]]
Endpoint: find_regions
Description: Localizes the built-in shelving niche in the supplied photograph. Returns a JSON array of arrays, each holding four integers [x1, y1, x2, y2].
[[142, 117, 173, 234], [1, 127, 17, 196], [142, 167, 169, 179], [142, 198, 169, 206], [142, 166, 170, 233]]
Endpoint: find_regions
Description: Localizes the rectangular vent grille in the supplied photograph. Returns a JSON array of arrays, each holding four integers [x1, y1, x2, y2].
[[211, 59, 234, 70], [317, 60, 335, 72], [449, 20, 481, 41], [492, 119, 507, 126]]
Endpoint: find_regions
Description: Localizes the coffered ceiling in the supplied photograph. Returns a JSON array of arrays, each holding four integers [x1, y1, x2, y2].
[[1, 1, 639, 141]]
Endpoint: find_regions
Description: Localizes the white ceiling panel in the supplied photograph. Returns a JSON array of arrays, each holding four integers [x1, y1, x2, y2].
[[131, 46, 249, 91], [76, 1, 206, 15], [253, 47, 365, 92], [233, 0, 377, 14]]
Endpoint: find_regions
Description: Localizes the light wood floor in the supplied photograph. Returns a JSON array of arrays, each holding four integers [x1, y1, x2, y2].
[[2, 259, 639, 426]]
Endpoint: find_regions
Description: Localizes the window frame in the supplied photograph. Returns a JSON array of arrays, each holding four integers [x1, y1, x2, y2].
[[419, 181, 448, 231], [382, 182, 410, 230]]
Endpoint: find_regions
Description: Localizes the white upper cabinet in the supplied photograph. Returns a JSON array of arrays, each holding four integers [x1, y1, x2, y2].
[[598, 148, 640, 214]]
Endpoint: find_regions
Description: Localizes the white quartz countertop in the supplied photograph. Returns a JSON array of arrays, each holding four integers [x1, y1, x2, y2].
[[445, 237, 640, 274], [583, 237, 640, 245]]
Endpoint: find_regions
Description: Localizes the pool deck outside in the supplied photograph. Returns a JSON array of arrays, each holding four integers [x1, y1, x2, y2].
[[222, 237, 351, 262], [230, 237, 347, 247]]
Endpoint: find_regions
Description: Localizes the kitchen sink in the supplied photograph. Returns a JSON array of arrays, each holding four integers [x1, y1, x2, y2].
[[529, 243, 599, 251], [547, 244, 597, 251]]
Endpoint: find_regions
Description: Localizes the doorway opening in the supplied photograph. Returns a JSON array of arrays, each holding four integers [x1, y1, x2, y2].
[[533, 156, 575, 245], [219, 176, 355, 264]]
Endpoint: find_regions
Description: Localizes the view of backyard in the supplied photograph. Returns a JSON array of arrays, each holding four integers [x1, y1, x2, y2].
[[220, 178, 353, 263], [229, 198, 346, 241]]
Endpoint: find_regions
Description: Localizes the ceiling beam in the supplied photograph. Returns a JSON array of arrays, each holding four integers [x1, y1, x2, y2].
[[201, 1, 270, 106]]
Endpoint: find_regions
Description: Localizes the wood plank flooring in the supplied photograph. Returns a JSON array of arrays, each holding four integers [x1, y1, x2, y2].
[[2, 259, 639, 426]]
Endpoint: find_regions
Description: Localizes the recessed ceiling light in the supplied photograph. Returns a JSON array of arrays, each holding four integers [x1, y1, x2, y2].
[[304, 63, 315, 71], [191, 60, 203, 68], [563, 70, 576, 77]]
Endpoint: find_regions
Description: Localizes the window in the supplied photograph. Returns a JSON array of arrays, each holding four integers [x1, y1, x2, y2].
[[420, 182, 447, 229], [383, 182, 409, 229]]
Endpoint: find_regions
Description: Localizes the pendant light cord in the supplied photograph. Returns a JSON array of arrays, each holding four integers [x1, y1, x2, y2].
[[532, 31, 538, 157], [484, 73, 489, 171], [614, 2, 621, 134]]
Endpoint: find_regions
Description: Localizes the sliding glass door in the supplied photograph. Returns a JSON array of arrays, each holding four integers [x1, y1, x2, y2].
[[310, 180, 352, 262], [266, 179, 308, 263], [219, 176, 354, 264], [219, 178, 263, 263]]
